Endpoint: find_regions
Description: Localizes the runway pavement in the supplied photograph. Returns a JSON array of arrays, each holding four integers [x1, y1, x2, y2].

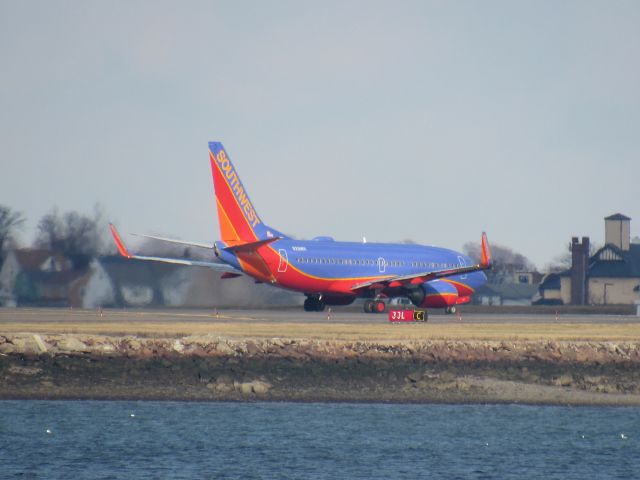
[[1, 306, 639, 326], [2, 307, 640, 341]]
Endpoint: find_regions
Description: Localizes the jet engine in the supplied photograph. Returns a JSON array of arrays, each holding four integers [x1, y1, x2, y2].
[[406, 281, 458, 308]]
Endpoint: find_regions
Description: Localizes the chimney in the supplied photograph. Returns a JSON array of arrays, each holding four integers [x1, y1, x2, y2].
[[605, 213, 631, 251], [570, 236, 589, 305]]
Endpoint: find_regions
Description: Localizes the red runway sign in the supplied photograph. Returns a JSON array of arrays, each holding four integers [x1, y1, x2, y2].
[[388, 309, 427, 322]]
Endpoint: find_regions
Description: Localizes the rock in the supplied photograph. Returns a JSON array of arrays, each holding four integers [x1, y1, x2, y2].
[[136, 347, 155, 359], [239, 382, 254, 395], [0, 343, 16, 354], [553, 375, 573, 387], [123, 338, 142, 351], [57, 337, 90, 353], [207, 382, 233, 393], [230, 380, 272, 395], [584, 375, 605, 386], [245, 341, 262, 356], [251, 380, 272, 394], [32, 335, 48, 353], [172, 340, 184, 353], [215, 342, 235, 355], [8, 365, 43, 376], [215, 374, 234, 386], [215, 383, 233, 393], [8, 336, 39, 354], [456, 380, 471, 392]]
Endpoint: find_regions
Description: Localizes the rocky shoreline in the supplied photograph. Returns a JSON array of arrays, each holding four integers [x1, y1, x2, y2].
[[2, 333, 640, 405]]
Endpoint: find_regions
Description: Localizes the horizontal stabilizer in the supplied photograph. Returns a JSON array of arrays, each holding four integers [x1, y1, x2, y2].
[[131, 233, 214, 250], [108, 224, 241, 274], [223, 237, 280, 253]]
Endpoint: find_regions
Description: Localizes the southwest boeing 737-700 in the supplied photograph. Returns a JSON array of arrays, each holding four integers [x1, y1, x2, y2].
[[109, 142, 492, 314]]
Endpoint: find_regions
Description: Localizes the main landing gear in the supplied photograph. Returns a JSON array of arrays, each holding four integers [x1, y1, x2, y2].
[[445, 306, 457, 314], [364, 299, 386, 314], [304, 295, 325, 312]]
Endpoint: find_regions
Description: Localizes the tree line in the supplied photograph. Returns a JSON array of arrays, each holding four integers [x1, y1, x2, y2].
[[0, 203, 114, 263]]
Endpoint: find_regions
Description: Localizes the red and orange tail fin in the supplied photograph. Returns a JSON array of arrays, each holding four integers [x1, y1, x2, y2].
[[209, 142, 284, 244]]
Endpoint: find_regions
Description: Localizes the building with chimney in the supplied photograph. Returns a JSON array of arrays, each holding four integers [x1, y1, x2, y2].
[[559, 214, 640, 305], [0, 249, 84, 307]]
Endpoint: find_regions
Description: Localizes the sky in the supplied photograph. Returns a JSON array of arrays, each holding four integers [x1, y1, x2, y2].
[[1, 0, 639, 269]]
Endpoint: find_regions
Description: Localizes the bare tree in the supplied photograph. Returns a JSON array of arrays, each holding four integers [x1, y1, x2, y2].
[[463, 240, 536, 283], [0, 205, 26, 260], [545, 241, 600, 273], [35, 204, 112, 256]]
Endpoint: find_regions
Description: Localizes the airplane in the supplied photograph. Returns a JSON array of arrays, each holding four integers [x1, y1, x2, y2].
[[109, 141, 492, 315]]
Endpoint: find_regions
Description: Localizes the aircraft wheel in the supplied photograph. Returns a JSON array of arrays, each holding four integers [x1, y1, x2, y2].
[[374, 300, 386, 313], [304, 298, 314, 312], [445, 306, 457, 315], [363, 300, 374, 313], [305, 296, 326, 312]]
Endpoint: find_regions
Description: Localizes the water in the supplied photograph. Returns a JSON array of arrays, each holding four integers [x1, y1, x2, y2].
[[1, 401, 639, 479]]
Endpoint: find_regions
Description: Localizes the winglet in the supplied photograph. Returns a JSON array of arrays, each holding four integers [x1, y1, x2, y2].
[[109, 223, 131, 258], [480, 231, 492, 268]]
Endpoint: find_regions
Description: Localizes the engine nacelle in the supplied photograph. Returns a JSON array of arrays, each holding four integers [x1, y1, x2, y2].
[[407, 281, 459, 308]]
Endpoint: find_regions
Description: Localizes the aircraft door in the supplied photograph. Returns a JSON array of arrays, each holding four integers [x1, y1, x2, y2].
[[377, 257, 386, 273], [278, 249, 288, 273], [458, 256, 467, 279]]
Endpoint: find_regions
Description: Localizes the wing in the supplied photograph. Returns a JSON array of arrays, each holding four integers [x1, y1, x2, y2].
[[109, 224, 241, 274], [351, 232, 492, 291]]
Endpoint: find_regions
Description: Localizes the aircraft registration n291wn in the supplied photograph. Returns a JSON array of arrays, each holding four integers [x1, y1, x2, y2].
[[109, 142, 492, 315]]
